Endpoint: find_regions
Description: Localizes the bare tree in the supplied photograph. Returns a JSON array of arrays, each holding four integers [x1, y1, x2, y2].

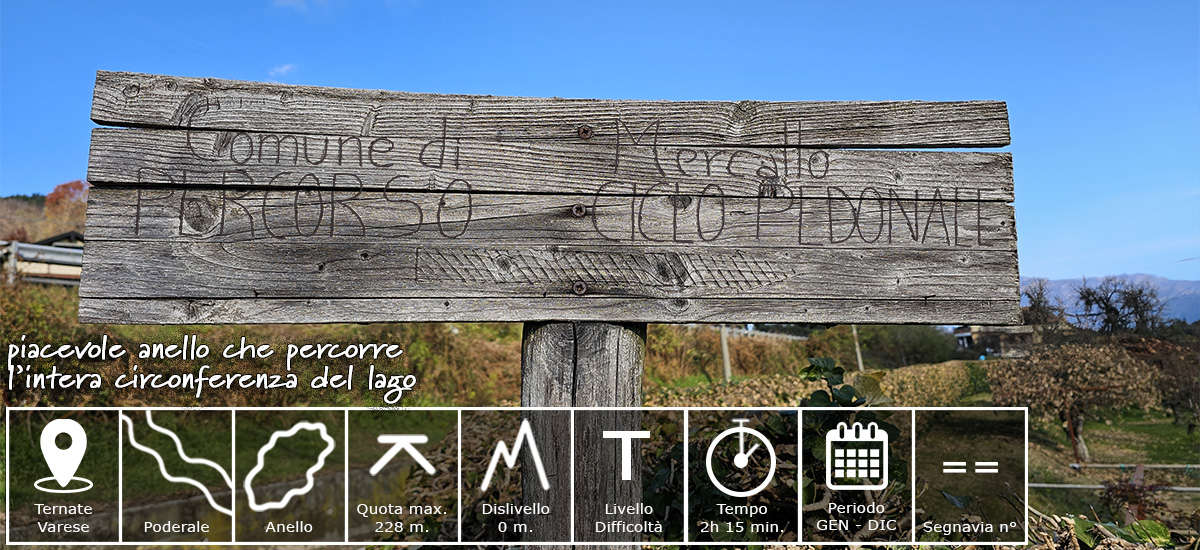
[[1074, 276, 1165, 333], [1022, 277, 1061, 325], [1119, 283, 1165, 333]]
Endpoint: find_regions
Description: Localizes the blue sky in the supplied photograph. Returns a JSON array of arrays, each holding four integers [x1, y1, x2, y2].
[[2, 0, 1197, 281]]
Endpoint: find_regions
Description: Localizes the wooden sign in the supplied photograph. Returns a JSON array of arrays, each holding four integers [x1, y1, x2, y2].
[[80, 71, 1018, 325]]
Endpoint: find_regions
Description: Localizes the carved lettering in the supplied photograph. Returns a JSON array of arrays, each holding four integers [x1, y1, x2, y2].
[[119, 117, 999, 254], [419, 117, 460, 170]]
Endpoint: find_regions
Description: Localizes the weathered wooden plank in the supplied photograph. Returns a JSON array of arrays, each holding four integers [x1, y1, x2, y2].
[[84, 188, 1016, 250], [92, 71, 1010, 147], [84, 71, 1021, 325], [77, 296, 1022, 325], [79, 241, 1016, 300], [87, 128, 1015, 200]]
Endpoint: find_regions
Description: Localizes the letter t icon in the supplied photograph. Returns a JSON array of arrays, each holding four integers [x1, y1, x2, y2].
[[602, 430, 651, 481]]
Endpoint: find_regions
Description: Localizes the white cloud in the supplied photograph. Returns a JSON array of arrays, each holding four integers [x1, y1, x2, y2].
[[269, 64, 296, 77]]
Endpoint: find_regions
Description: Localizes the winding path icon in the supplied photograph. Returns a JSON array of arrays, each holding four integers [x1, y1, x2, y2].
[[242, 421, 337, 512], [121, 411, 233, 516], [121, 412, 337, 515]]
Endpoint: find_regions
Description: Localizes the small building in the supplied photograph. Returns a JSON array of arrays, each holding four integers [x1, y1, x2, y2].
[[3, 231, 84, 286], [954, 324, 1034, 358], [35, 230, 85, 248]]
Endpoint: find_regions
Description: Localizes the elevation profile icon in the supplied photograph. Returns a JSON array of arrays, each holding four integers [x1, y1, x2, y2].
[[479, 418, 550, 492]]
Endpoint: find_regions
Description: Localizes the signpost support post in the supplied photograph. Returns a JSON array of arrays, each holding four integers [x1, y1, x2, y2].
[[522, 321, 645, 547]]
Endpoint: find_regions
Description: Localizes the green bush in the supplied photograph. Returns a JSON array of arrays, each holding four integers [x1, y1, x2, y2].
[[963, 361, 991, 395]]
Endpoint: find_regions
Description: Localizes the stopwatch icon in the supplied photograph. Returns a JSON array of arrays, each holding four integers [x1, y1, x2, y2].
[[705, 418, 777, 497]]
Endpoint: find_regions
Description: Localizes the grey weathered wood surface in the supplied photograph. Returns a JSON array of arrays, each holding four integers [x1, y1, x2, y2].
[[88, 128, 1014, 200], [78, 296, 1020, 324], [522, 322, 644, 407], [82, 71, 1020, 325], [84, 189, 1016, 248], [521, 322, 645, 546], [92, 71, 1009, 147], [80, 241, 1015, 300]]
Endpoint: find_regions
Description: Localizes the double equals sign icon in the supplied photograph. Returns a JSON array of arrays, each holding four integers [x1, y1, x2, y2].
[[943, 461, 998, 474]]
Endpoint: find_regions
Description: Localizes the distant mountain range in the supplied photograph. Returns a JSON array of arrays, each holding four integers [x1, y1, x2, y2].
[[1021, 274, 1200, 323]]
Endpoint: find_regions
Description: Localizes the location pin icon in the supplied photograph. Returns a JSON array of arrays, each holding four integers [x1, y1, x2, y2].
[[40, 419, 87, 488]]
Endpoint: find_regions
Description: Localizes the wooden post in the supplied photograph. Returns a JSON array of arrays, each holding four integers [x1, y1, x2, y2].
[[720, 324, 732, 382], [521, 321, 646, 548], [4, 242, 17, 285], [76, 71, 1025, 546], [1124, 464, 1146, 525], [851, 324, 865, 371]]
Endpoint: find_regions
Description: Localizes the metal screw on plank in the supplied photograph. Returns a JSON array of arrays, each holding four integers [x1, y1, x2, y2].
[[576, 125, 594, 140], [573, 281, 588, 295], [571, 203, 587, 217]]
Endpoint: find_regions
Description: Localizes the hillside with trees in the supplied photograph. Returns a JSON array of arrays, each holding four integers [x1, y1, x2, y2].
[[1, 180, 89, 241], [1022, 275, 1200, 324]]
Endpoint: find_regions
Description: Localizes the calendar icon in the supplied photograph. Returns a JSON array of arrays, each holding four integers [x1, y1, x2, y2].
[[825, 421, 888, 490]]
